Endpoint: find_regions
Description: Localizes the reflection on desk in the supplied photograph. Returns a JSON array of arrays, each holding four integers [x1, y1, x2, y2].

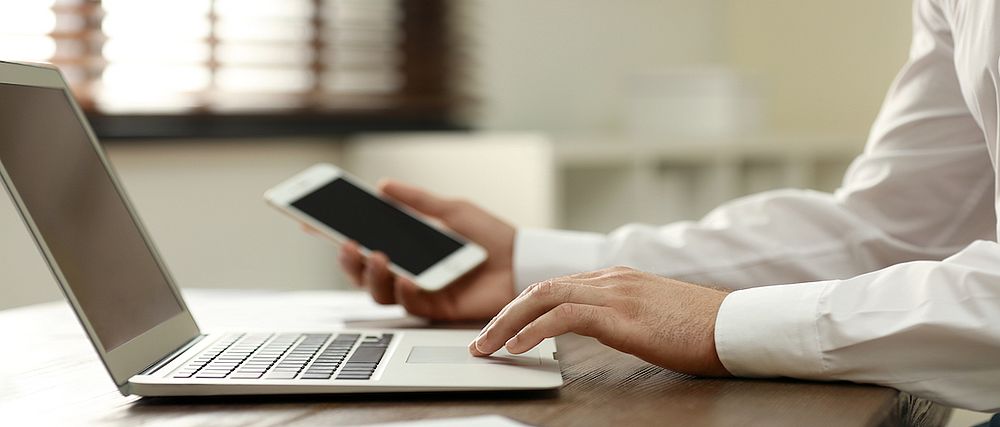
[[0, 289, 942, 426]]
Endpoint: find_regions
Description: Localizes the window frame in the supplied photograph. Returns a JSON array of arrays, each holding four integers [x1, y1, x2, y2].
[[33, 0, 470, 139]]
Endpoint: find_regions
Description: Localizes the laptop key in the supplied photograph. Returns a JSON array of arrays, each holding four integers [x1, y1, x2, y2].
[[171, 332, 392, 382], [230, 373, 264, 379], [336, 374, 373, 380], [195, 373, 229, 379], [266, 372, 298, 379], [343, 362, 378, 369], [346, 348, 385, 364], [301, 374, 332, 379]]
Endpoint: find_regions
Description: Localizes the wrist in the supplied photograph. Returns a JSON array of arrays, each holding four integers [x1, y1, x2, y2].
[[701, 290, 732, 377]]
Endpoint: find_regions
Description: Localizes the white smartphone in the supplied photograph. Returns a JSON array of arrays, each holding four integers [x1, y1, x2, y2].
[[264, 163, 487, 291]]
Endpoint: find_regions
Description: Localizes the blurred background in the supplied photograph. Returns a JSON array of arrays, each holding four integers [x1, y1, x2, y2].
[[2, 1, 992, 423], [0, 0, 913, 306]]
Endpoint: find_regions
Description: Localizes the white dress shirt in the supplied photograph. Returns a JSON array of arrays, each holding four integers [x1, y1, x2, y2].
[[513, 0, 1000, 412]]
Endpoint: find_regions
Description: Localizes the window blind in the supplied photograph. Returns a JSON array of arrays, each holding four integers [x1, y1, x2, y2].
[[0, 0, 464, 132]]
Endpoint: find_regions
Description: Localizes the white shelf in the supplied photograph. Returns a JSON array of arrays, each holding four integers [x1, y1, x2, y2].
[[554, 135, 864, 166], [551, 134, 864, 232]]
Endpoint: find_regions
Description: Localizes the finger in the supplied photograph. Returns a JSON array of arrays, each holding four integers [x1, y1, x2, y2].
[[475, 282, 529, 339], [337, 241, 365, 287], [468, 298, 517, 356], [364, 252, 396, 305], [469, 310, 506, 356], [473, 280, 607, 355], [474, 280, 576, 352], [504, 304, 619, 354], [393, 276, 435, 318], [378, 179, 459, 219]]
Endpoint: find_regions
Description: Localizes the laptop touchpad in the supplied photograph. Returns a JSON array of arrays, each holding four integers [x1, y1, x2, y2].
[[406, 346, 540, 365]]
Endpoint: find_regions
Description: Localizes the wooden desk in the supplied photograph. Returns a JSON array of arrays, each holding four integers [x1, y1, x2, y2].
[[0, 290, 945, 426]]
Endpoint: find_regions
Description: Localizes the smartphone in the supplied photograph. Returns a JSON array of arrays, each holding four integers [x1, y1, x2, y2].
[[264, 163, 487, 291]]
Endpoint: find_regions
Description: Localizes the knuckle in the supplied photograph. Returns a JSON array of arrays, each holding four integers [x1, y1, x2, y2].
[[537, 280, 556, 297], [610, 265, 634, 273], [525, 281, 542, 294], [616, 297, 642, 320], [615, 282, 640, 297], [529, 280, 557, 298], [516, 283, 534, 298], [555, 303, 579, 321]]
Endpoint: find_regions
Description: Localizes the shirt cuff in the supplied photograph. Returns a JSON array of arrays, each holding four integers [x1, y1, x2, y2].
[[513, 228, 605, 293], [714, 280, 833, 378]]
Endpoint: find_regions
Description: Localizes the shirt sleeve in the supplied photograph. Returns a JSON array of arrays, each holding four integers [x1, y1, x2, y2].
[[514, 228, 605, 293], [716, 240, 1000, 412]]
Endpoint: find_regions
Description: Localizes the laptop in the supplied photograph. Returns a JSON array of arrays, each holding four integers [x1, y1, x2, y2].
[[0, 61, 562, 397]]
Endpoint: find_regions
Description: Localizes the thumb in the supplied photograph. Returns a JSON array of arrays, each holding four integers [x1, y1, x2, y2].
[[378, 179, 458, 220], [378, 179, 504, 244]]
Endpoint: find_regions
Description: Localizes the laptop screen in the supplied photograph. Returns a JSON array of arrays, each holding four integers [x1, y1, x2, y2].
[[0, 82, 183, 352]]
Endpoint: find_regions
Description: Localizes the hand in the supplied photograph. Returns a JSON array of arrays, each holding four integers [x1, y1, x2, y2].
[[334, 180, 517, 321], [469, 266, 732, 377]]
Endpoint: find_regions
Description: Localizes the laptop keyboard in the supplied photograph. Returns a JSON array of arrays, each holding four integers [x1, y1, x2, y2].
[[170, 332, 394, 381]]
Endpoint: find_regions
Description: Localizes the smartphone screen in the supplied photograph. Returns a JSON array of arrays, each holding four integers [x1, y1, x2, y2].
[[290, 178, 465, 275]]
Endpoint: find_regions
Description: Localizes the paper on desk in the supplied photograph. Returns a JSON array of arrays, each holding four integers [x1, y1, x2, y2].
[[349, 415, 533, 427], [182, 288, 420, 332]]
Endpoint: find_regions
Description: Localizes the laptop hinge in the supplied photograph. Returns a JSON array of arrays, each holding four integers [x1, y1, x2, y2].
[[138, 334, 207, 376]]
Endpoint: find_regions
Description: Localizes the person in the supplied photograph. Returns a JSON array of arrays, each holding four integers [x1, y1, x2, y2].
[[333, 0, 1000, 413]]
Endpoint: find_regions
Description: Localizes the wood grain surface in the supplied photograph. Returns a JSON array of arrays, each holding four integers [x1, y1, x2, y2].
[[0, 295, 938, 427]]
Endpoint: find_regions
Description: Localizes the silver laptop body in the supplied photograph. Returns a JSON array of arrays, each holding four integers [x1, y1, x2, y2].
[[0, 61, 562, 397]]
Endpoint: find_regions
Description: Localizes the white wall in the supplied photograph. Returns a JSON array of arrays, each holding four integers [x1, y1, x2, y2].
[[470, 0, 724, 133], [469, 0, 911, 137], [724, 0, 912, 136]]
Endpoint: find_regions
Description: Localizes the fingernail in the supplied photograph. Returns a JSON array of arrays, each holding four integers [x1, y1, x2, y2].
[[505, 336, 519, 351], [469, 337, 487, 355], [474, 335, 491, 353]]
